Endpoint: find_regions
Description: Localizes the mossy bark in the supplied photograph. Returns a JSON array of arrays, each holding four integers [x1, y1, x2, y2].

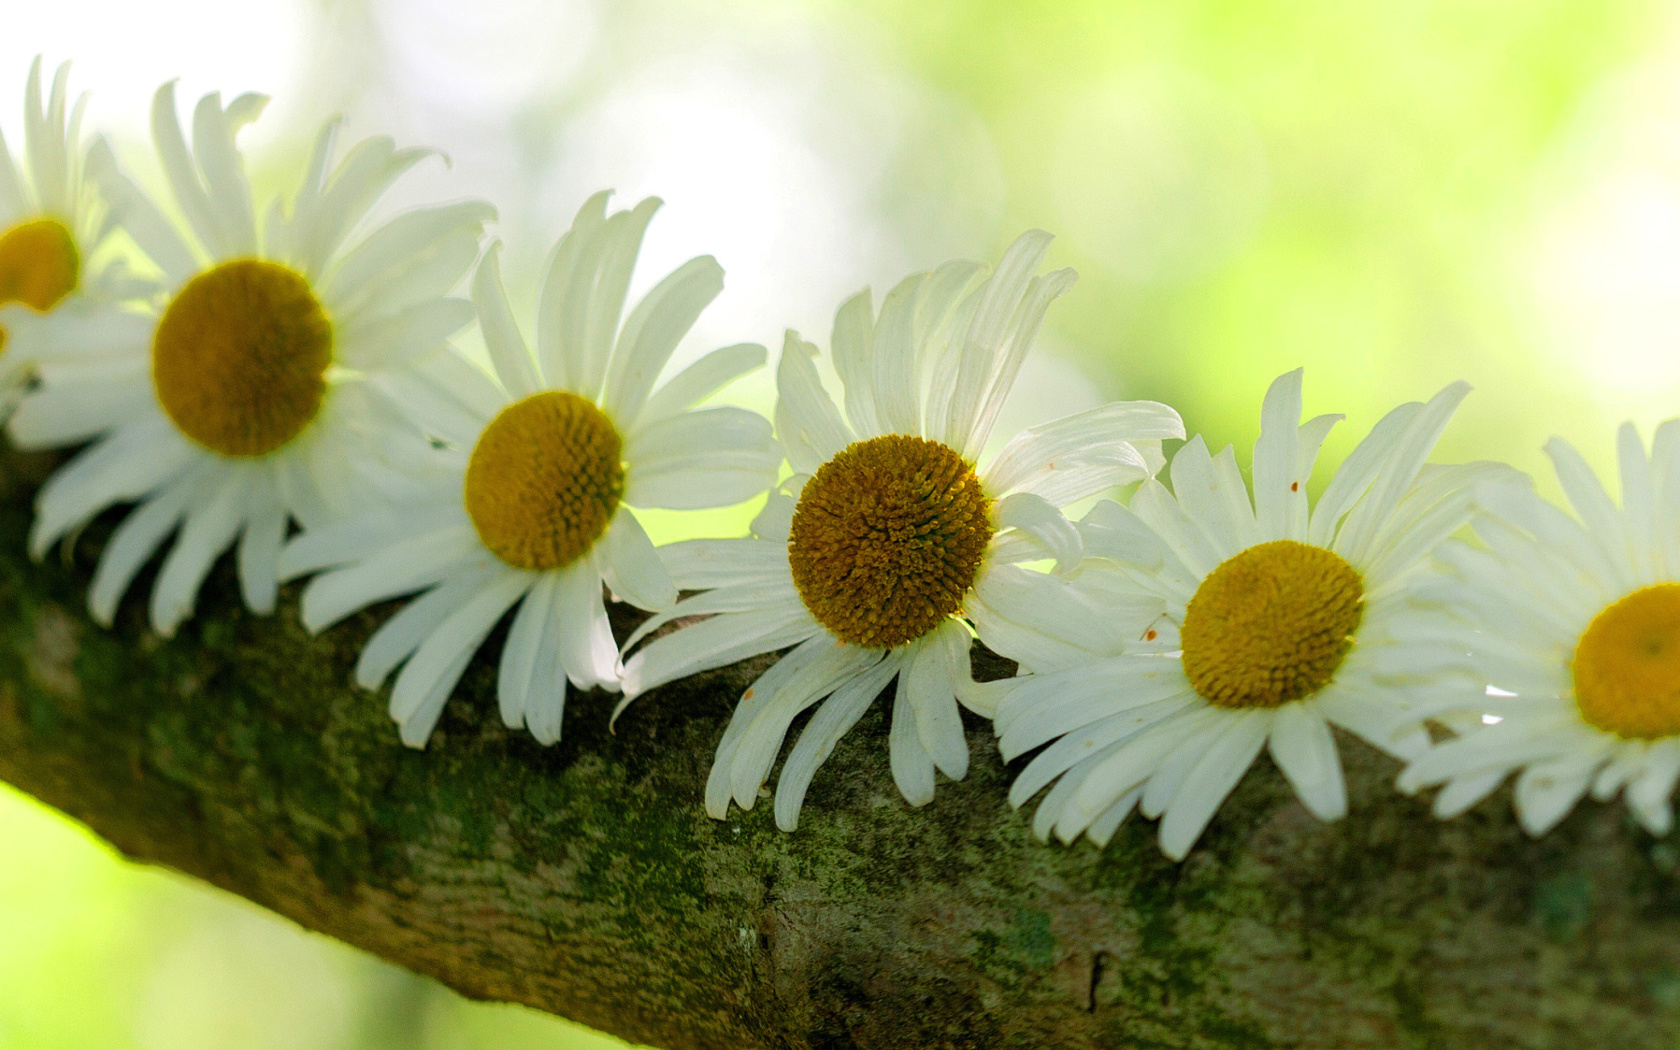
[[1, 444, 1679, 1049]]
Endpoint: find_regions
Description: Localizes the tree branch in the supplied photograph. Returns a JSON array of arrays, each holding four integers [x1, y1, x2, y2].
[[1, 445, 1677, 1049]]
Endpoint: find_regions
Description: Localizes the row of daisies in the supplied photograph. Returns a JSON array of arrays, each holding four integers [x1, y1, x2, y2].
[[0, 61, 1671, 860]]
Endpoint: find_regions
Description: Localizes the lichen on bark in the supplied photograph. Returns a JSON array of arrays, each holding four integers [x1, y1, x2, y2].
[[1, 443, 1679, 1049]]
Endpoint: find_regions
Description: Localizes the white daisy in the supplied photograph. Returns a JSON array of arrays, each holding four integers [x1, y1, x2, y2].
[[7, 82, 492, 636], [618, 230, 1186, 832], [0, 58, 138, 395], [277, 191, 781, 748], [974, 369, 1506, 860], [1399, 422, 1680, 837]]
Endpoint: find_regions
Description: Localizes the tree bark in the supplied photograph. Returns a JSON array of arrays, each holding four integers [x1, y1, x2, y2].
[[0, 444, 1678, 1050]]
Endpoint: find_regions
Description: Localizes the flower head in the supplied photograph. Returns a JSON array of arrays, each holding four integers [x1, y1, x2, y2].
[[279, 192, 780, 747], [1400, 422, 1680, 836], [619, 230, 1185, 831], [10, 82, 492, 635], [0, 59, 133, 392], [976, 370, 1502, 859]]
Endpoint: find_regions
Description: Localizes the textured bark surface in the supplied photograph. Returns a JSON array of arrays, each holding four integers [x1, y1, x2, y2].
[[3, 443, 1680, 1050]]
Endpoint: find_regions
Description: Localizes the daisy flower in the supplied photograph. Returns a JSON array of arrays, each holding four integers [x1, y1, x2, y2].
[[1399, 422, 1680, 836], [618, 230, 1186, 832], [278, 192, 781, 748], [976, 370, 1504, 860], [0, 58, 132, 395], [7, 83, 492, 637]]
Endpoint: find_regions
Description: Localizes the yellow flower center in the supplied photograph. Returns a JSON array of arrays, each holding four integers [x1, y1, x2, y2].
[[1572, 584, 1680, 739], [152, 259, 333, 458], [464, 391, 625, 572], [1180, 539, 1364, 708], [0, 217, 79, 355], [787, 434, 992, 649]]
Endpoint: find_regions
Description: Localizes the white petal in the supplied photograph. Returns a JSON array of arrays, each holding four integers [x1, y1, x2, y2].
[[1429, 769, 1508, 819], [294, 135, 431, 278], [87, 470, 199, 627], [523, 657, 571, 746], [86, 138, 196, 280], [1128, 480, 1221, 580], [554, 558, 618, 692], [623, 407, 778, 510], [10, 362, 153, 448], [1547, 436, 1642, 591], [991, 492, 1081, 573], [1307, 402, 1421, 548], [382, 351, 501, 449], [338, 297, 477, 371], [279, 504, 465, 580], [532, 191, 611, 391], [728, 642, 881, 812], [1250, 369, 1304, 539], [397, 647, 474, 749], [945, 231, 1056, 455], [970, 563, 1138, 666], [1138, 716, 1224, 819], [997, 658, 1189, 759], [639, 342, 767, 424], [656, 537, 787, 590], [472, 243, 541, 399], [1627, 744, 1680, 836], [774, 331, 852, 475], [324, 200, 493, 311], [905, 621, 972, 781], [620, 577, 801, 653], [1008, 697, 1193, 809], [190, 90, 261, 256], [605, 255, 724, 426], [498, 573, 565, 740], [1593, 745, 1650, 802], [974, 266, 1083, 458], [1397, 725, 1577, 792], [1616, 423, 1655, 562], [916, 259, 989, 448], [707, 635, 833, 814], [773, 655, 900, 831], [149, 82, 222, 258], [355, 569, 497, 689], [983, 400, 1185, 500], [1157, 710, 1270, 860], [1332, 382, 1471, 566], [236, 497, 289, 615], [1513, 756, 1598, 837], [620, 603, 819, 700], [1084, 787, 1145, 847], [575, 198, 661, 400], [752, 485, 797, 542], [30, 421, 193, 556], [300, 527, 483, 632], [625, 463, 784, 513], [149, 471, 252, 636], [599, 512, 677, 611], [1164, 436, 1251, 561], [1267, 702, 1347, 821], [389, 571, 531, 725], [829, 288, 881, 438], [0, 66, 38, 216], [1075, 498, 1187, 578], [890, 666, 937, 807]]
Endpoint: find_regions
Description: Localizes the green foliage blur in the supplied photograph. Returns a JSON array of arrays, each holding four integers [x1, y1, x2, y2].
[[4, 0, 1676, 1045], [0, 785, 625, 1049]]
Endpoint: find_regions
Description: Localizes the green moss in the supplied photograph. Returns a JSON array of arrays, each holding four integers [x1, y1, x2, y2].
[[1533, 871, 1595, 942]]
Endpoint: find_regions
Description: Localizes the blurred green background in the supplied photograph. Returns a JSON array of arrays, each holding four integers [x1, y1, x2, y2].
[[4, 0, 1678, 1045]]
